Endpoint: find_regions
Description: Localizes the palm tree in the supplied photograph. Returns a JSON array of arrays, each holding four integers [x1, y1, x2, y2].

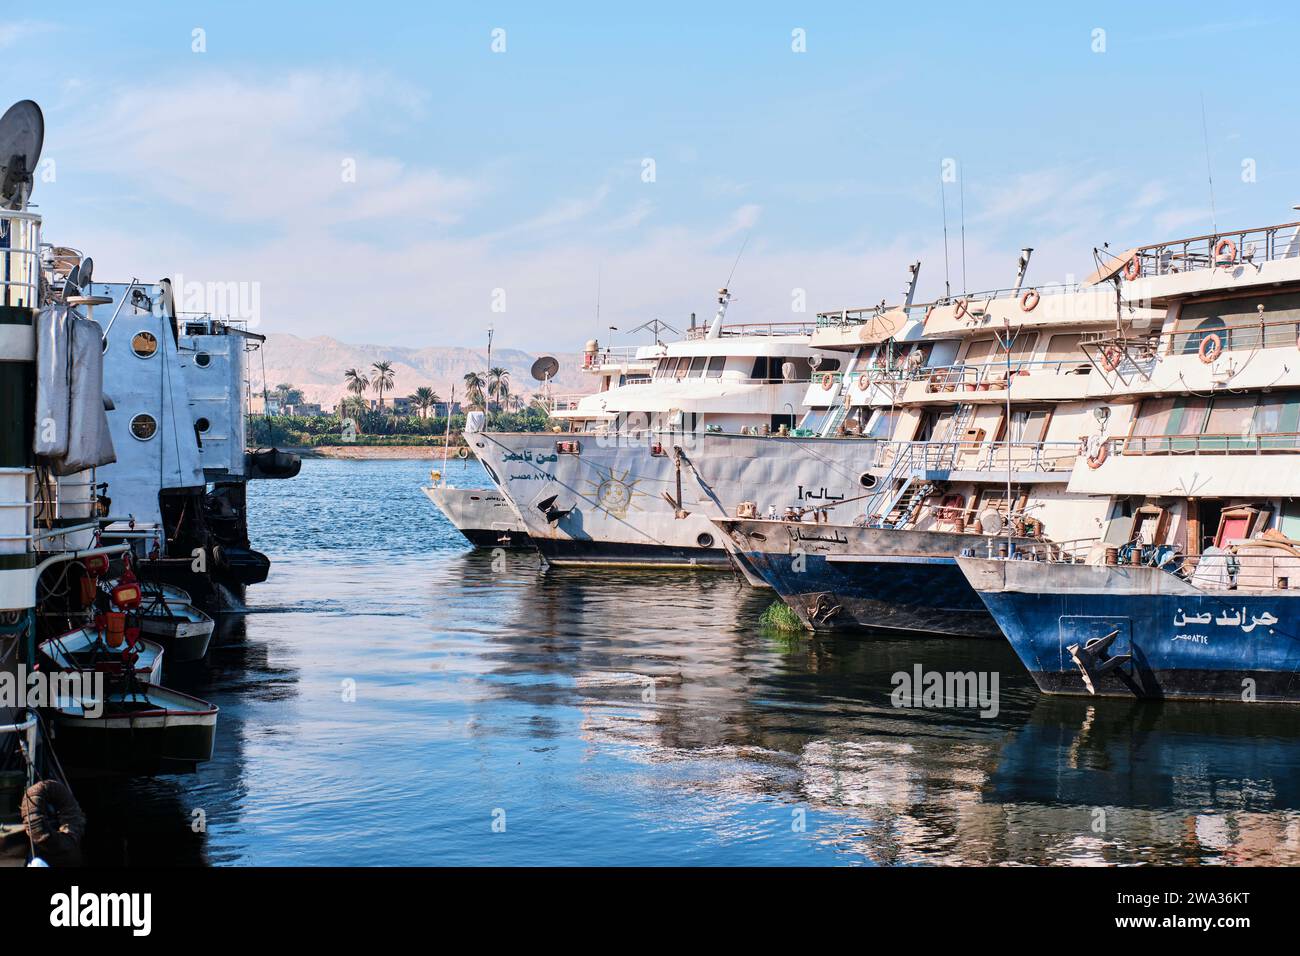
[[463, 371, 487, 411], [411, 386, 438, 418], [344, 368, 369, 405], [486, 367, 510, 414], [371, 361, 395, 410]]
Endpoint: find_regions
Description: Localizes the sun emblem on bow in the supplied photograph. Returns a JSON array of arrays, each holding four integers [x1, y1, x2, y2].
[[581, 466, 646, 518]]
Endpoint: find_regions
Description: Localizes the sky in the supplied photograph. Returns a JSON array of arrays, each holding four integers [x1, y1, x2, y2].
[[6, 3, 1300, 352]]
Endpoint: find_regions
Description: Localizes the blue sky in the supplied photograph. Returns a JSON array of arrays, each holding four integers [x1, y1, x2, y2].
[[6, 3, 1298, 350]]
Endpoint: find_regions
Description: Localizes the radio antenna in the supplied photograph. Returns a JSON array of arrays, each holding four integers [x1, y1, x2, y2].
[[726, 235, 749, 288], [940, 178, 952, 299], [959, 167, 968, 295], [1200, 94, 1218, 234]]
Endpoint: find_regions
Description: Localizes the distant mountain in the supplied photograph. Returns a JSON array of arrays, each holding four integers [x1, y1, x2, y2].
[[256, 333, 596, 409]]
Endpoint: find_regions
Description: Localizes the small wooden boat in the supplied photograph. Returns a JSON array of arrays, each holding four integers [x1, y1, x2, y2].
[[49, 684, 218, 775], [38, 626, 164, 684], [139, 593, 214, 663]]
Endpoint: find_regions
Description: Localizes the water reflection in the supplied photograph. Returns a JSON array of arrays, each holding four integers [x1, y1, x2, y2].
[[79, 459, 1300, 865]]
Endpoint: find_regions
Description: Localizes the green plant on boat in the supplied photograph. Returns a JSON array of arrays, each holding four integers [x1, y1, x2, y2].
[[759, 600, 804, 634]]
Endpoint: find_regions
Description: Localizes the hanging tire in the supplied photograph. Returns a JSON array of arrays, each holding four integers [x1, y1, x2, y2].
[[21, 780, 85, 867]]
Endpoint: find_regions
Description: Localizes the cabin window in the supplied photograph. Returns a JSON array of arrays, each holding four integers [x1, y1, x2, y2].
[[1127, 391, 1300, 452], [131, 331, 158, 358], [864, 408, 901, 440], [194, 351, 211, 368], [129, 413, 158, 441], [687, 356, 707, 378], [1173, 292, 1300, 353], [1007, 407, 1053, 444], [706, 356, 726, 378], [675, 358, 690, 380]]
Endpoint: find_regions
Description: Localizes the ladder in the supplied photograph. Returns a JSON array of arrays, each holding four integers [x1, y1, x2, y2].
[[818, 348, 862, 437]]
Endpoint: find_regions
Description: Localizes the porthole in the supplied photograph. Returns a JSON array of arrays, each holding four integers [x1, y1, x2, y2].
[[696, 532, 715, 548], [195, 417, 211, 433], [194, 351, 211, 368], [859, 472, 878, 490], [131, 331, 158, 358], [130, 413, 158, 441]]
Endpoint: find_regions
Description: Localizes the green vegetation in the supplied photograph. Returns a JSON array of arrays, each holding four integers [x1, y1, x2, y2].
[[758, 600, 804, 633], [248, 407, 553, 447]]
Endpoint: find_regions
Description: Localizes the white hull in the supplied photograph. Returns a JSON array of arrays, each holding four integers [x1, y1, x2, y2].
[[421, 485, 529, 547], [472, 430, 877, 567]]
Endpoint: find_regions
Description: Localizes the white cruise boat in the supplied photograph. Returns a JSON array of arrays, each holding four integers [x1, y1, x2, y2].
[[468, 277, 924, 568]]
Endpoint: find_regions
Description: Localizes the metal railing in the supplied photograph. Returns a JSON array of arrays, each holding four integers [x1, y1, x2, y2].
[[684, 321, 814, 340], [1130, 221, 1300, 279], [872, 439, 1080, 474], [1167, 315, 1300, 355], [1, 210, 42, 309], [582, 346, 656, 369], [911, 358, 1093, 391], [1123, 432, 1300, 455]]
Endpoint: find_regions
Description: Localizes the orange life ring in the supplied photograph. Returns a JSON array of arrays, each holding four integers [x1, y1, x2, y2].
[[1020, 289, 1040, 312], [1198, 333, 1223, 363], [1087, 442, 1108, 469], [857, 372, 869, 390], [1100, 346, 1121, 371], [820, 372, 834, 390], [1214, 237, 1238, 265], [954, 298, 970, 320], [1123, 256, 1141, 281]]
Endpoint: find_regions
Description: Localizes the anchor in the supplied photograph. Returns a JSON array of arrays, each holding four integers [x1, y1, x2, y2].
[[806, 592, 842, 626], [1066, 628, 1132, 695], [535, 494, 573, 525]]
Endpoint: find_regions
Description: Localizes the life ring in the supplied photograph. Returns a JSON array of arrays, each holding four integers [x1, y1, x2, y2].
[[1123, 256, 1141, 281], [1087, 441, 1109, 470], [1100, 346, 1122, 371], [820, 372, 834, 391], [857, 372, 870, 390], [1198, 333, 1223, 363], [21, 780, 85, 867], [457, 446, 469, 459], [1214, 237, 1238, 265], [1020, 289, 1040, 312], [954, 298, 970, 320]]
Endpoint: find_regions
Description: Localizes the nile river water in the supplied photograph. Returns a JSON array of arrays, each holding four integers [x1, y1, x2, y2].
[[79, 458, 1300, 865]]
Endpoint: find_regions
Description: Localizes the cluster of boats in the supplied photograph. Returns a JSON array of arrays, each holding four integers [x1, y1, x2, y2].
[[428, 220, 1300, 707], [0, 100, 296, 866]]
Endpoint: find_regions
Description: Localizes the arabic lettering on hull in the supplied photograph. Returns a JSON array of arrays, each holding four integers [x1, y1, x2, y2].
[[1174, 608, 1278, 634]]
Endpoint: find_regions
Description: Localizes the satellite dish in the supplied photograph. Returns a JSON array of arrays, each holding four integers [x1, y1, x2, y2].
[[978, 510, 1005, 535], [0, 100, 44, 211], [77, 256, 93, 288], [531, 355, 560, 381]]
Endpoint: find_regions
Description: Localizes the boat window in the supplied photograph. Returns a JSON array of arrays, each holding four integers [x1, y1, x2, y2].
[[130, 413, 158, 441], [1254, 393, 1300, 449], [131, 331, 158, 358], [1007, 407, 1053, 444], [706, 356, 726, 378], [864, 408, 901, 440], [675, 358, 690, 380], [1045, 333, 1085, 362], [687, 357, 707, 378], [1173, 292, 1300, 353], [194, 351, 211, 368]]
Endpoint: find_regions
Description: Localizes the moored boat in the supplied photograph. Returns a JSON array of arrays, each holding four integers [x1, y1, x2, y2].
[[38, 625, 164, 685], [49, 683, 218, 775], [421, 482, 530, 548], [139, 588, 215, 663]]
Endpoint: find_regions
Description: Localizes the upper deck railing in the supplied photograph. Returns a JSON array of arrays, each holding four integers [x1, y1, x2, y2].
[[0, 210, 42, 309], [873, 439, 1080, 474], [684, 321, 815, 340], [582, 345, 656, 369], [1130, 221, 1300, 279]]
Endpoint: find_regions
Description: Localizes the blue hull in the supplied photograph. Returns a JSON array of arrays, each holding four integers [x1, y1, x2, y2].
[[741, 551, 1001, 638], [966, 560, 1300, 702]]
